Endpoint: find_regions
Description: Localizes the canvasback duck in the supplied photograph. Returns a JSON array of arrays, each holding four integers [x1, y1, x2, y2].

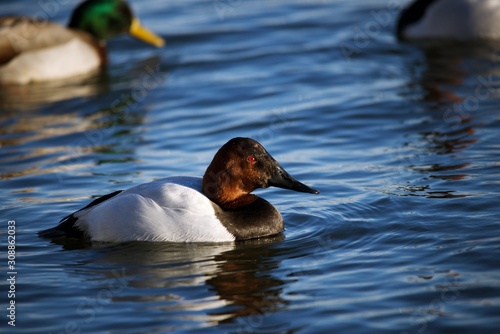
[[397, 0, 500, 40], [39, 137, 319, 243]]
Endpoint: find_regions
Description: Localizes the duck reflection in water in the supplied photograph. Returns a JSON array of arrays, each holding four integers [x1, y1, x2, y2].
[[0, 55, 164, 111], [61, 237, 291, 331], [205, 237, 289, 328], [396, 5, 500, 197]]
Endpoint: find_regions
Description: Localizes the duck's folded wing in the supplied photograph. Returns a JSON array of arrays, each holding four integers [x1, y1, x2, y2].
[[38, 190, 123, 239], [0, 17, 77, 64]]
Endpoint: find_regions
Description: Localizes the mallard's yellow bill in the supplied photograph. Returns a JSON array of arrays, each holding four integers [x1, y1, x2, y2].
[[129, 18, 165, 48]]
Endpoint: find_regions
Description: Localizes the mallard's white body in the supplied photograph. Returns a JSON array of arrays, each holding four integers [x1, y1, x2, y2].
[[0, 19, 101, 84]]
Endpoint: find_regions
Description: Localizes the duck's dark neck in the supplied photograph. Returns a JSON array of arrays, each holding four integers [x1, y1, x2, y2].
[[219, 194, 260, 210]]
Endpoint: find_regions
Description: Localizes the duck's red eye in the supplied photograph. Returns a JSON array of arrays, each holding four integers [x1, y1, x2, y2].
[[247, 155, 256, 163]]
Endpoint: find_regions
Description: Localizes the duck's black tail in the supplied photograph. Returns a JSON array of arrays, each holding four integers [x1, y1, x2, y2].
[[38, 190, 123, 239], [38, 213, 84, 239]]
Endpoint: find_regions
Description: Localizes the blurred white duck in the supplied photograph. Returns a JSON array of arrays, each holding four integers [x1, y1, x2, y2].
[[397, 0, 500, 40]]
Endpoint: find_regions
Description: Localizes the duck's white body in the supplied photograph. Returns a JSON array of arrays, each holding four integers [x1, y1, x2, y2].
[[399, 0, 500, 40], [73, 177, 235, 243], [0, 38, 101, 84], [0, 19, 101, 84]]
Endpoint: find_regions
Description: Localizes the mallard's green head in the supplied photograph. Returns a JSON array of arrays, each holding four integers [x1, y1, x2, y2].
[[68, 0, 164, 47]]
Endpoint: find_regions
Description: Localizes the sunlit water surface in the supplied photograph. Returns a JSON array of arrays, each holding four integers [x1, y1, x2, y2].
[[1, 0, 500, 333]]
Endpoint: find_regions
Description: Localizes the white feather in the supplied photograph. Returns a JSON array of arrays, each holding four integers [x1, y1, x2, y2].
[[403, 0, 500, 40], [74, 177, 236, 243], [0, 38, 100, 84]]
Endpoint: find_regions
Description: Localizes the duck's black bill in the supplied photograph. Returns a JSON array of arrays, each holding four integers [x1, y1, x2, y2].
[[269, 166, 319, 194]]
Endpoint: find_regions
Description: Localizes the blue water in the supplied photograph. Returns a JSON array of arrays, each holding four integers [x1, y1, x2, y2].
[[2, 0, 500, 333]]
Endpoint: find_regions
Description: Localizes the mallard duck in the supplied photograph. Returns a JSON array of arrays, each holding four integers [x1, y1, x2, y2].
[[397, 0, 500, 40], [0, 0, 165, 84]]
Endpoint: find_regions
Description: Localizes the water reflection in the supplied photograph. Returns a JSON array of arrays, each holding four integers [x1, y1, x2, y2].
[[0, 55, 163, 111], [0, 109, 96, 180], [0, 105, 142, 180], [0, 56, 165, 182], [0, 73, 108, 111], [206, 237, 288, 328], [59, 238, 288, 332], [396, 40, 500, 197]]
